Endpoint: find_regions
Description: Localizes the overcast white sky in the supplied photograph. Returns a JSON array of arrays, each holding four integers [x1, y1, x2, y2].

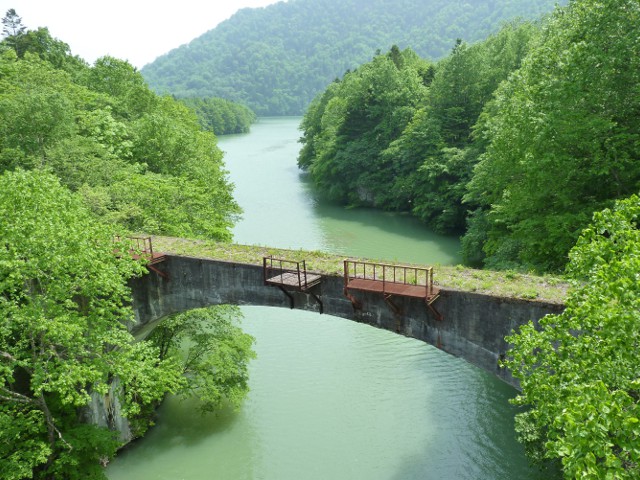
[[1, 1, 283, 68]]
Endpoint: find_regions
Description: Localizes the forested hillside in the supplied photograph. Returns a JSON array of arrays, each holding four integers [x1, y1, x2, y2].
[[141, 0, 563, 115], [299, 0, 639, 274], [0, 14, 256, 479]]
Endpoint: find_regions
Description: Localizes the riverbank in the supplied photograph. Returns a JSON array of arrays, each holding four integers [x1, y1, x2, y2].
[[151, 236, 568, 304]]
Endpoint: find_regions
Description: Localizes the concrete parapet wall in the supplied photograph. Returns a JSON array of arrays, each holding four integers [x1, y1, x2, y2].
[[130, 255, 564, 387]]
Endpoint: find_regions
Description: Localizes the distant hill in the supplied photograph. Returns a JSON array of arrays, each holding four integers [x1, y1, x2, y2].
[[141, 0, 563, 116]]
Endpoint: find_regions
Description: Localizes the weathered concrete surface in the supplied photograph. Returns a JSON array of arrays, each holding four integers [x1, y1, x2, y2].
[[130, 255, 564, 387], [82, 378, 131, 443]]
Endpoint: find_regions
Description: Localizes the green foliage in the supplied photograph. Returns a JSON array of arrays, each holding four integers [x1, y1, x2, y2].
[[0, 84, 75, 164], [42, 415, 120, 480], [0, 406, 49, 480], [84, 56, 156, 119], [0, 33, 240, 241], [301, 0, 639, 274], [299, 47, 430, 206], [398, 20, 539, 234], [504, 195, 640, 479], [0, 169, 185, 479], [0, 11, 86, 74], [300, 21, 538, 234], [465, 0, 640, 272], [180, 97, 256, 135], [148, 306, 256, 414], [141, 0, 563, 115]]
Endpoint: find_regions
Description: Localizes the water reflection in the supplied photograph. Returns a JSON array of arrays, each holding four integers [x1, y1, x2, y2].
[[107, 307, 552, 479], [310, 200, 461, 264], [219, 117, 462, 265]]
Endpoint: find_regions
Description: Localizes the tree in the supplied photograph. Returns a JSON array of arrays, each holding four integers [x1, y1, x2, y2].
[[297, 78, 342, 171], [0, 85, 76, 165], [465, 0, 640, 272], [0, 45, 240, 242], [148, 306, 256, 414], [0, 170, 185, 479], [85, 56, 156, 119], [0, 15, 83, 72], [504, 195, 640, 479], [2, 9, 26, 38], [300, 21, 538, 235], [400, 20, 538, 235], [299, 47, 429, 207]]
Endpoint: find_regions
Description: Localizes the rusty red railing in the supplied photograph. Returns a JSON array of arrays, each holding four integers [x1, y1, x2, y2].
[[343, 259, 435, 298]]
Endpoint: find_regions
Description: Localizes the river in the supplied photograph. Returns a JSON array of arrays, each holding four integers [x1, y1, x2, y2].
[[220, 117, 461, 266], [106, 117, 553, 479]]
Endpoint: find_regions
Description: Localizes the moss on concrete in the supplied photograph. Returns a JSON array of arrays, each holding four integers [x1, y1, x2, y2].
[[151, 236, 568, 304]]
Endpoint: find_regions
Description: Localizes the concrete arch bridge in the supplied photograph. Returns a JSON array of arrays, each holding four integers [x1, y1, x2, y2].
[[128, 247, 564, 388]]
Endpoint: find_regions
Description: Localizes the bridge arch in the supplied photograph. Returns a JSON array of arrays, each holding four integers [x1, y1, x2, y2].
[[129, 255, 563, 387]]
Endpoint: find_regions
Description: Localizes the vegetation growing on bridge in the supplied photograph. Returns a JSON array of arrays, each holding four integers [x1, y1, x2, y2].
[[150, 236, 568, 304]]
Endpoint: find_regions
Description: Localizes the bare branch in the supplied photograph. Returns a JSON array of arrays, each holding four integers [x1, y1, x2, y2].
[[0, 350, 16, 362], [0, 387, 36, 405]]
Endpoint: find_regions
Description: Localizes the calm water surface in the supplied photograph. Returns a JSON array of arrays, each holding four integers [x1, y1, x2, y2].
[[106, 118, 552, 479], [219, 117, 461, 266], [107, 308, 549, 480]]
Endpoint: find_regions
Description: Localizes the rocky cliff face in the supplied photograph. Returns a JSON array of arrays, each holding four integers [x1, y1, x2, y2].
[[82, 378, 132, 444]]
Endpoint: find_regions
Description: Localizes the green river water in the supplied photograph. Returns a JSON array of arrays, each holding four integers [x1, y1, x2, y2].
[[106, 117, 554, 479]]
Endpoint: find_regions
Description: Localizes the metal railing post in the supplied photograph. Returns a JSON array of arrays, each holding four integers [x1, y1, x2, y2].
[[299, 260, 304, 289], [382, 264, 386, 293]]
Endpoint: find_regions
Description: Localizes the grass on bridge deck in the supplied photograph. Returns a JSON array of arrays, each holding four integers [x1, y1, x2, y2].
[[150, 236, 568, 305]]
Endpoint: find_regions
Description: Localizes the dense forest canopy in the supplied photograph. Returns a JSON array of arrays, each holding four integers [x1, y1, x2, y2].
[[465, 0, 640, 271], [0, 27, 241, 240], [0, 12, 256, 479], [299, 0, 640, 274], [180, 96, 256, 135], [141, 0, 564, 115]]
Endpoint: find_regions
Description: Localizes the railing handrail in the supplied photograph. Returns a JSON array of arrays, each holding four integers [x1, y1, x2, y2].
[[264, 255, 316, 289], [114, 235, 154, 259], [345, 259, 428, 270], [344, 259, 434, 292]]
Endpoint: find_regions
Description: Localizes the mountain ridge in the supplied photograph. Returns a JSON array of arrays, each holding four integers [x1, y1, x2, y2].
[[141, 0, 564, 115]]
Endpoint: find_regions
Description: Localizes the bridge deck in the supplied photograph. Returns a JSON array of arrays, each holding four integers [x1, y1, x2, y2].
[[345, 277, 440, 301], [344, 259, 440, 305], [263, 256, 322, 292], [266, 271, 322, 290]]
